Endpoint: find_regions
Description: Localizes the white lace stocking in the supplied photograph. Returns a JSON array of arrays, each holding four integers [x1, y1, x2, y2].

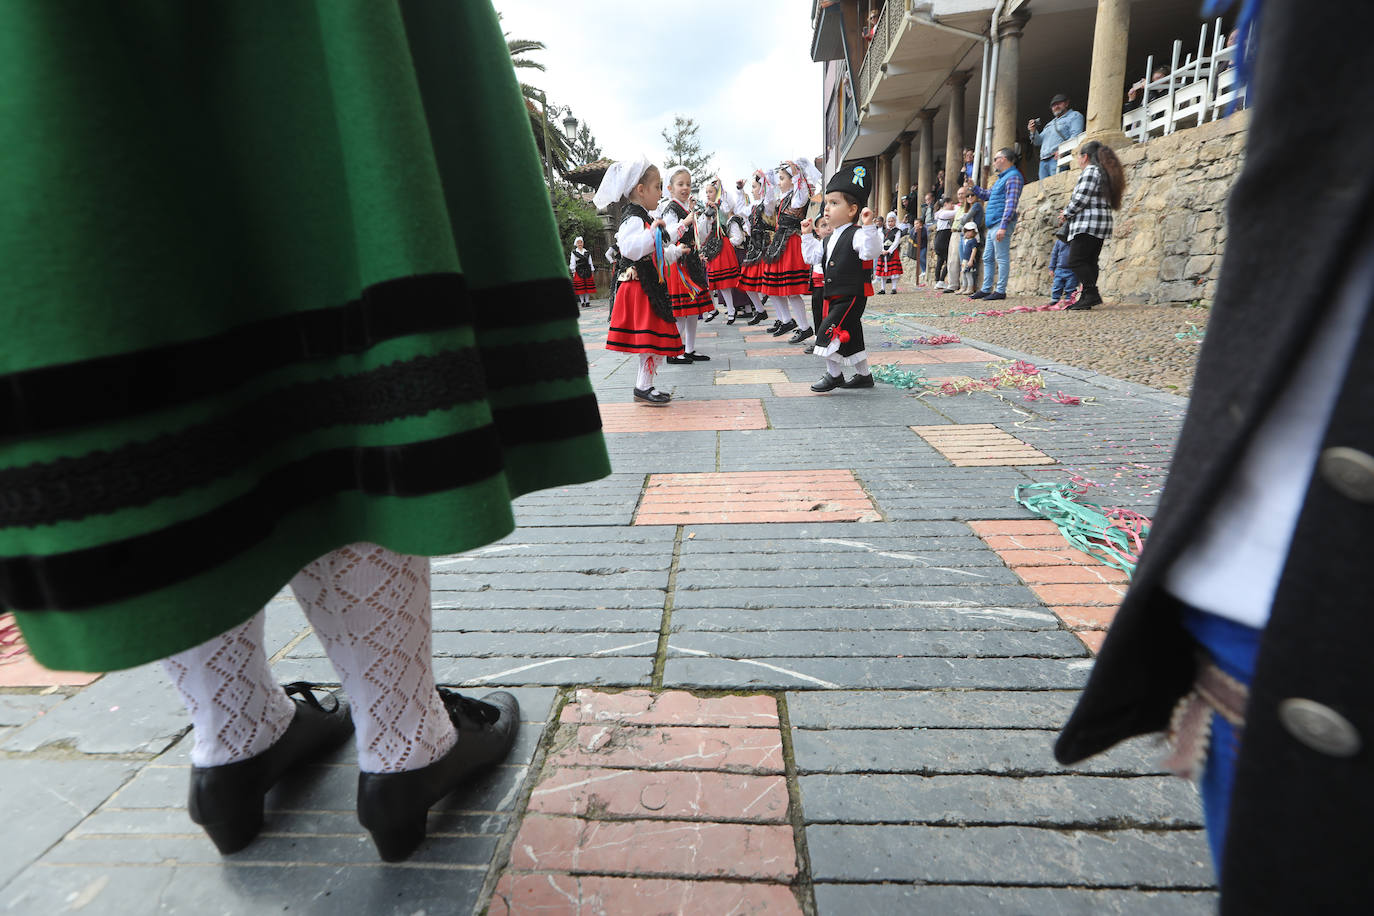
[[163, 611, 296, 768], [290, 543, 455, 774]]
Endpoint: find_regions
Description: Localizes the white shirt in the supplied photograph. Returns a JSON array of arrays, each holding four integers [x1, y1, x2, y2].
[[616, 213, 683, 264], [1164, 244, 1373, 627], [800, 222, 883, 266]]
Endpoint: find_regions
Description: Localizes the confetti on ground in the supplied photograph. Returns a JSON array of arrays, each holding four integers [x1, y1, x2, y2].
[[1015, 481, 1152, 577], [1175, 323, 1205, 341]]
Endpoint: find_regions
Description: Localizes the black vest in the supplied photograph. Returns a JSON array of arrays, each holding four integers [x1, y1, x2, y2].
[[572, 249, 592, 277], [742, 204, 772, 265], [664, 200, 709, 289], [822, 225, 871, 299], [615, 204, 674, 322]]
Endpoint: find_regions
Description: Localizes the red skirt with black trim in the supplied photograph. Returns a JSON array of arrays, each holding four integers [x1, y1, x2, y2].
[[875, 249, 903, 278], [705, 242, 741, 287], [572, 273, 597, 295], [667, 262, 714, 318], [761, 233, 811, 297], [739, 256, 766, 294], [606, 281, 685, 355]]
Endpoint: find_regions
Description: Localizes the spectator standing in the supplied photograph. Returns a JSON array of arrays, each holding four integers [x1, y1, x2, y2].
[[1028, 93, 1086, 181], [959, 147, 976, 186], [968, 148, 1024, 301], [1127, 67, 1170, 110], [1058, 140, 1125, 310], [920, 191, 937, 284], [1046, 227, 1078, 307], [932, 197, 957, 289], [958, 222, 981, 293], [902, 183, 920, 226], [962, 187, 985, 288]]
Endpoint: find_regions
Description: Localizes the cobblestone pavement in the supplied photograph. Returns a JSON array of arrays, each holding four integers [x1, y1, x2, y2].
[[0, 299, 1215, 914]]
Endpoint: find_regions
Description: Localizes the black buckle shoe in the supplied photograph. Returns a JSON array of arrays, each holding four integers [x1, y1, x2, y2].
[[788, 327, 815, 345], [190, 683, 354, 854], [358, 690, 519, 862], [840, 373, 875, 389], [810, 373, 844, 392], [634, 387, 672, 405], [704, 310, 719, 322], [770, 320, 797, 337]]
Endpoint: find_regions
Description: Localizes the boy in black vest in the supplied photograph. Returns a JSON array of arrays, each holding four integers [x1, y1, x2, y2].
[[801, 165, 882, 391]]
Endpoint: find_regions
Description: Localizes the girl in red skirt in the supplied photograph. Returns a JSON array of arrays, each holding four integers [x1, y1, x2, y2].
[[739, 172, 774, 325], [761, 160, 817, 345], [874, 212, 906, 294], [594, 158, 686, 406], [659, 165, 715, 364], [701, 178, 747, 323], [569, 236, 596, 306]]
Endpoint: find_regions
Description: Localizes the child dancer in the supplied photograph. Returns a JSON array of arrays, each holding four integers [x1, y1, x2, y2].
[[804, 214, 831, 354], [658, 165, 715, 363], [874, 212, 905, 294], [569, 236, 596, 307], [801, 165, 882, 391], [739, 172, 774, 326], [761, 161, 817, 344], [594, 158, 685, 405], [702, 178, 747, 324]]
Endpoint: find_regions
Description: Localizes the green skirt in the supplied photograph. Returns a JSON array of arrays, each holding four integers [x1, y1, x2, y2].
[[0, 1, 610, 671]]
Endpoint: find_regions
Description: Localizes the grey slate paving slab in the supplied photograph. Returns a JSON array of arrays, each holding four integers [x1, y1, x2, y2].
[[670, 583, 1043, 609], [806, 824, 1214, 886], [429, 609, 663, 631], [667, 629, 1087, 658], [663, 656, 1091, 690], [1, 665, 188, 755], [0, 759, 139, 887], [813, 884, 1218, 915], [670, 605, 1062, 632], [799, 773, 1202, 826], [786, 689, 1081, 728], [0, 693, 64, 727]]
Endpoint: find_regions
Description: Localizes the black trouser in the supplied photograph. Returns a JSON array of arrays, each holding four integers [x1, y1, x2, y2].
[[1065, 233, 1104, 296], [933, 229, 952, 281], [811, 287, 825, 331]]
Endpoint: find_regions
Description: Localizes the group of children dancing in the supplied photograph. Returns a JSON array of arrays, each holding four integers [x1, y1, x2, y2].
[[591, 158, 882, 405]]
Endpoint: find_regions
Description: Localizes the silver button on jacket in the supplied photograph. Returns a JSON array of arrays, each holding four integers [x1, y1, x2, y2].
[[1319, 447, 1374, 503], [1278, 698, 1362, 757]]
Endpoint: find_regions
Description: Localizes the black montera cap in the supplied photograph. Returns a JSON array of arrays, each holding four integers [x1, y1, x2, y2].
[[826, 164, 872, 206]]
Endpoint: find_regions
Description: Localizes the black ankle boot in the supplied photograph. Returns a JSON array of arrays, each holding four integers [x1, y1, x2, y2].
[[357, 690, 519, 862], [190, 683, 354, 854]]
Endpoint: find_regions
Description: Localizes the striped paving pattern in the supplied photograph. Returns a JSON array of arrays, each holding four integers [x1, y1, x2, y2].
[[911, 424, 1055, 467], [599, 399, 767, 433], [634, 470, 879, 525]]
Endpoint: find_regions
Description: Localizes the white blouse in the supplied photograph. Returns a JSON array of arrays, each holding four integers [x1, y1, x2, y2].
[[801, 222, 882, 266], [616, 214, 683, 264], [568, 248, 591, 271]]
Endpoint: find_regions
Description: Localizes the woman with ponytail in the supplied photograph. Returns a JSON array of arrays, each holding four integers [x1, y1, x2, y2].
[[1059, 140, 1125, 310]]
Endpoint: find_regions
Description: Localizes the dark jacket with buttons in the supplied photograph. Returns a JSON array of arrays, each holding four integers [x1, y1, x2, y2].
[[1055, 4, 1374, 912]]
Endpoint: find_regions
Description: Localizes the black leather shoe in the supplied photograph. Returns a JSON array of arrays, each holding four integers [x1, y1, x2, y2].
[[687, 352, 711, 361], [840, 373, 875, 389], [726, 315, 737, 325], [703, 310, 719, 323], [770, 320, 797, 337], [968, 291, 988, 300], [984, 292, 1006, 301], [788, 327, 815, 344], [666, 355, 692, 364], [190, 683, 354, 855], [358, 690, 519, 862], [803, 344, 815, 354], [810, 373, 844, 392], [634, 387, 671, 405], [876, 289, 886, 295], [747, 310, 768, 326]]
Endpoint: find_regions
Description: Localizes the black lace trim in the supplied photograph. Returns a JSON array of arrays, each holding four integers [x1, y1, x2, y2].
[[471, 277, 580, 331], [1, 273, 471, 444], [0, 337, 586, 529], [742, 205, 773, 265]]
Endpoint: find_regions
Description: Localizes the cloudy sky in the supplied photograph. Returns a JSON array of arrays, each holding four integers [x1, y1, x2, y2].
[[490, 0, 824, 184]]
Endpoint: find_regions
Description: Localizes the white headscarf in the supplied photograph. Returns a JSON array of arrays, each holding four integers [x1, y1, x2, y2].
[[574, 236, 584, 246], [886, 212, 897, 222], [662, 164, 692, 189], [795, 156, 823, 189], [593, 156, 654, 210]]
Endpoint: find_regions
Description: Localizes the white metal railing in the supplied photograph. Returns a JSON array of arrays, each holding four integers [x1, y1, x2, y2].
[[1120, 18, 1249, 145], [855, 1, 905, 111]]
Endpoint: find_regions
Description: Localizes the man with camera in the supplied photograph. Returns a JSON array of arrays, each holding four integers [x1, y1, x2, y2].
[[1028, 93, 1085, 181]]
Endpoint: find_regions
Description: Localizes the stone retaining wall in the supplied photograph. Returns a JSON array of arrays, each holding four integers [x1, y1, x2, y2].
[[1006, 110, 1249, 306]]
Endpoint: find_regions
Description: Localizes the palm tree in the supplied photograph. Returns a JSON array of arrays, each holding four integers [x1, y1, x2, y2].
[[502, 23, 571, 178]]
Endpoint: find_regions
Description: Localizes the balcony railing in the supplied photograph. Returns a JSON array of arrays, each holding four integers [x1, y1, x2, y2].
[[855, 1, 907, 111]]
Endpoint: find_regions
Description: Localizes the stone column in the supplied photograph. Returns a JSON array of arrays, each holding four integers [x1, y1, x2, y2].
[[897, 132, 914, 217], [991, 10, 1030, 161], [1082, 0, 1131, 147], [944, 71, 971, 197], [916, 108, 936, 201]]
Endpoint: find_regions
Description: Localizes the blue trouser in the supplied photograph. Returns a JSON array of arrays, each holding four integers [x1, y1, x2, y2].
[[1180, 602, 1263, 877], [1038, 158, 1059, 180], [1051, 265, 1078, 300], [979, 226, 1013, 294]]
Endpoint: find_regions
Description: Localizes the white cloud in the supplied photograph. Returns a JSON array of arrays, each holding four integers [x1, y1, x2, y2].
[[491, 0, 823, 187]]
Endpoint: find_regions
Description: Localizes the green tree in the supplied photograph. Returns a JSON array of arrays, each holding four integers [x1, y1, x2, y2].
[[660, 115, 715, 180], [568, 118, 602, 168], [501, 20, 572, 178], [550, 185, 603, 255]]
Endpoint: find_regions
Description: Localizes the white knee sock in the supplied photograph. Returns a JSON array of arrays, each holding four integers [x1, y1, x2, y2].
[[163, 611, 296, 768], [290, 543, 455, 774], [722, 291, 737, 318], [636, 354, 660, 389], [853, 357, 871, 375], [746, 290, 764, 313], [826, 357, 844, 378], [789, 296, 811, 330], [677, 316, 697, 353], [774, 297, 793, 324]]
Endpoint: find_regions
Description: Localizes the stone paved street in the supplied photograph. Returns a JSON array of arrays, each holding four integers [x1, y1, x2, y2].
[[0, 298, 1216, 914]]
